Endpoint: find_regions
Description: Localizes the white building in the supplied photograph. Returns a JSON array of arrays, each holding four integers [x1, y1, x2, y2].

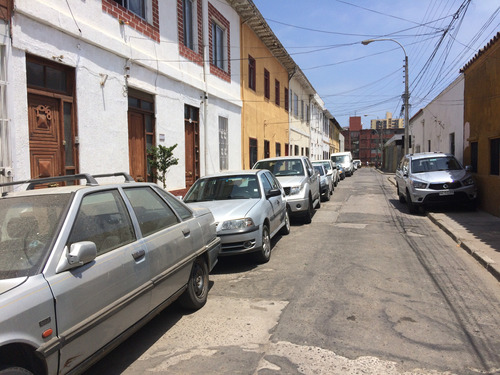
[[410, 75, 464, 163], [1, 0, 241, 193], [289, 68, 314, 158], [309, 93, 326, 161]]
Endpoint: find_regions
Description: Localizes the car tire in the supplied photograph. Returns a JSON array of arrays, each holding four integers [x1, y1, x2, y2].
[[279, 208, 291, 235], [255, 224, 271, 263], [179, 258, 209, 310], [397, 184, 406, 203], [304, 196, 313, 224], [406, 189, 417, 214], [324, 187, 330, 201], [0, 367, 33, 375]]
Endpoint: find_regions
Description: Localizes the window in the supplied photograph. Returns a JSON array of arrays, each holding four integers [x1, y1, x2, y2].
[[428, 140, 431, 152], [219, 116, 228, 170], [264, 140, 270, 159], [301, 147, 304, 156], [306, 105, 310, 123], [212, 21, 225, 70], [155, 187, 193, 221], [306, 147, 309, 157], [68, 190, 136, 256], [285, 143, 289, 156], [471, 141, 478, 173], [300, 100, 304, 120], [275, 80, 280, 106], [294, 145, 299, 155], [491, 138, 500, 176], [264, 69, 270, 99], [248, 56, 256, 91], [450, 133, 455, 156], [113, 0, 145, 19], [276, 142, 281, 157], [293, 94, 299, 117], [249, 138, 258, 168], [27, 59, 71, 94], [124, 187, 179, 236], [183, 0, 194, 50], [284, 87, 289, 111]]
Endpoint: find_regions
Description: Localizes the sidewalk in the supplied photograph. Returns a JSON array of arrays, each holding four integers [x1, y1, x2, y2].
[[386, 174, 500, 282]]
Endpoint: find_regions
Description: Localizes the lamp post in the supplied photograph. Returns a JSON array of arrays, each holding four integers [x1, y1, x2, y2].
[[361, 38, 410, 155]]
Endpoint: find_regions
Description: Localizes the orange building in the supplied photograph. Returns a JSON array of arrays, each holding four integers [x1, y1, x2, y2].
[[231, 1, 295, 169], [462, 32, 500, 216]]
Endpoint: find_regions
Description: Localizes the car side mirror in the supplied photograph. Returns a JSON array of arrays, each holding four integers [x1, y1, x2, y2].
[[307, 168, 314, 176], [266, 188, 282, 199], [56, 241, 97, 273]]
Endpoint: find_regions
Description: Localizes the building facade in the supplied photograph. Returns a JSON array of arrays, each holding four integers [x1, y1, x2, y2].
[[1, 0, 242, 195], [462, 32, 500, 217], [370, 112, 404, 130]]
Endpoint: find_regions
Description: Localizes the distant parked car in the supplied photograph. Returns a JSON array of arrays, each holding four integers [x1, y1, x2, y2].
[[313, 159, 339, 187], [353, 159, 362, 169], [338, 165, 346, 180], [313, 164, 333, 201], [253, 156, 321, 224], [184, 170, 290, 263], [0, 173, 220, 375], [395, 152, 478, 214], [331, 151, 354, 176]]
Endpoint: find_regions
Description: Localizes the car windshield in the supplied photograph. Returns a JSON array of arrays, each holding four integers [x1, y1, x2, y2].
[[411, 156, 463, 173], [332, 155, 349, 164], [314, 162, 331, 172], [0, 194, 71, 279], [254, 159, 304, 176], [184, 175, 260, 202], [313, 166, 325, 176]]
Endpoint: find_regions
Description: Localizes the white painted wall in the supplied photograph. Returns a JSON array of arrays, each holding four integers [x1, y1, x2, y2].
[[289, 76, 311, 157], [410, 75, 464, 163], [8, 0, 241, 190]]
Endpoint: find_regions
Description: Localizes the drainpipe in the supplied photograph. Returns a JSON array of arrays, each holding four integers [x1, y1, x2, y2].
[[202, 1, 209, 175]]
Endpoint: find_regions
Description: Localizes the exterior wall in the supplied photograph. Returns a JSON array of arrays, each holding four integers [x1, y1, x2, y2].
[[410, 75, 465, 163], [240, 23, 289, 168], [289, 76, 311, 158], [309, 94, 325, 160], [463, 33, 500, 217], [6, 0, 241, 192], [0, 7, 12, 185]]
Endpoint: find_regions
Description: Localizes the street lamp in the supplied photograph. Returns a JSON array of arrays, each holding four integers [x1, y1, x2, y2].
[[361, 38, 410, 155]]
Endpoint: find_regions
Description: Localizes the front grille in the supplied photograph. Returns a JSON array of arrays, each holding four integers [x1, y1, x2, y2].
[[428, 181, 462, 190]]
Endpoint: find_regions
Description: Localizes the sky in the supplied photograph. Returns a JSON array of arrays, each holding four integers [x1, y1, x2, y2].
[[251, 0, 500, 128]]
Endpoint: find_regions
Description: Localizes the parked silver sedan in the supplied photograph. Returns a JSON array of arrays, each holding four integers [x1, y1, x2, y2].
[[184, 170, 290, 263], [0, 173, 220, 375], [313, 160, 339, 187], [313, 164, 333, 201]]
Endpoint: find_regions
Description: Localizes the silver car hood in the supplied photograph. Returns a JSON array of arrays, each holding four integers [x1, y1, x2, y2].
[[187, 199, 259, 222], [275, 176, 305, 187], [413, 170, 468, 183], [0, 277, 27, 295]]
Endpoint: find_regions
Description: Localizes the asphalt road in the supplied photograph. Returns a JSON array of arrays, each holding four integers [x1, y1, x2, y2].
[[85, 167, 500, 375]]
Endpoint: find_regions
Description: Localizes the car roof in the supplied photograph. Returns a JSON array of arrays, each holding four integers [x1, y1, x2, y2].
[[312, 160, 331, 163], [255, 156, 307, 162], [196, 170, 262, 179], [407, 152, 450, 160]]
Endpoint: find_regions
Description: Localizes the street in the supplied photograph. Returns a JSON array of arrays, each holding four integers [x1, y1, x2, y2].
[[85, 168, 500, 375]]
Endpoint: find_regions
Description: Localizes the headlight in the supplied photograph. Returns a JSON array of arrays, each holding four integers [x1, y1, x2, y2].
[[221, 218, 254, 231], [289, 186, 302, 195], [462, 177, 475, 186], [411, 179, 427, 189]]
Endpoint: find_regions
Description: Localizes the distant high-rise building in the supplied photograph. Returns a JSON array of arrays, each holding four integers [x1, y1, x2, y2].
[[370, 112, 404, 130]]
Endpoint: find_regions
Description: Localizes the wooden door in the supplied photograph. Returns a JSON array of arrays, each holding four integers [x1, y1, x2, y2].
[[28, 94, 62, 179], [128, 111, 147, 182], [184, 107, 200, 189]]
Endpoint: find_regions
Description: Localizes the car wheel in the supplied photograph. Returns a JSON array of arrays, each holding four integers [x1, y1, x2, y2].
[[304, 196, 313, 224], [255, 224, 271, 263], [406, 189, 417, 214], [279, 207, 291, 235], [397, 183, 406, 203], [0, 367, 33, 375], [324, 187, 331, 201], [179, 258, 209, 310]]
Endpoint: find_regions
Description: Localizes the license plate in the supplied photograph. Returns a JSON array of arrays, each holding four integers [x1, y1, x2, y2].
[[439, 190, 454, 196]]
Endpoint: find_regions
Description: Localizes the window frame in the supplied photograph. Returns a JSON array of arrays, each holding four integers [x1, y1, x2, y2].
[[249, 138, 258, 169], [113, 0, 146, 20], [212, 20, 225, 70], [275, 79, 280, 106], [490, 138, 500, 176], [264, 69, 270, 100], [248, 56, 256, 91], [284, 87, 289, 111]]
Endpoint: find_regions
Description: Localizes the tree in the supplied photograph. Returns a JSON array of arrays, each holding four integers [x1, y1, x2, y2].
[[147, 144, 179, 189]]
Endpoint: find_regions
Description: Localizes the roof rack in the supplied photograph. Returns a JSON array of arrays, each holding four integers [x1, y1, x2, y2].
[[93, 172, 135, 183], [0, 172, 135, 190]]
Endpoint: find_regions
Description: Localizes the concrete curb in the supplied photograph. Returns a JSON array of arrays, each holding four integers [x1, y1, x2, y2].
[[427, 213, 500, 282]]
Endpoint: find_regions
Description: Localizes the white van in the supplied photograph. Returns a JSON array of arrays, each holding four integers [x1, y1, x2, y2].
[[331, 152, 354, 177]]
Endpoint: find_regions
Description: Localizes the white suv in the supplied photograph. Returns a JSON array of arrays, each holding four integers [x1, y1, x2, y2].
[[395, 152, 477, 214]]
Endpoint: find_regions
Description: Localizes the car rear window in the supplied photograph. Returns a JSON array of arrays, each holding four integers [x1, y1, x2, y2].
[[0, 194, 71, 279]]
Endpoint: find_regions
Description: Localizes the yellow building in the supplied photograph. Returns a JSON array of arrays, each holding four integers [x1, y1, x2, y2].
[[231, 1, 295, 169], [462, 32, 500, 217]]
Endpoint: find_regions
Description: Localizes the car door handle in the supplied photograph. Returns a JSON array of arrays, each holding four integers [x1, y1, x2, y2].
[[182, 228, 191, 237], [132, 249, 145, 260]]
